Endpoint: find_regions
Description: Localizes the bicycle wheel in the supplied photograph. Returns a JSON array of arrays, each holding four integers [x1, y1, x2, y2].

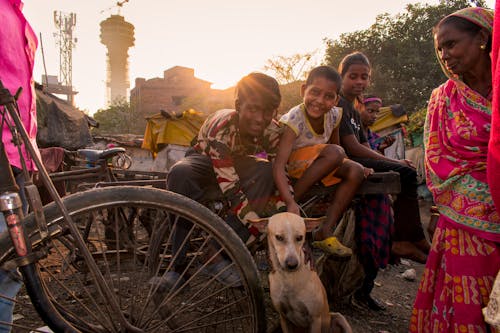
[[0, 186, 265, 332]]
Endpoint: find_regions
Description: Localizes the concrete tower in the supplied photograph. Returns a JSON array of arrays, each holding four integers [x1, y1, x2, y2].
[[100, 15, 135, 105]]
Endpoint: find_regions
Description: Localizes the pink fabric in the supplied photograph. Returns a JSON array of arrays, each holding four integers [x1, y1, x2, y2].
[[410, 217, 500, 333], [489, 0, 500, 211], [0, 0, 39, 171], [425, 79, 499, 242], [412, 7, 499, 332]]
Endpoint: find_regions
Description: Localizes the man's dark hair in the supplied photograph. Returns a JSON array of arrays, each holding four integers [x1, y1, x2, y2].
[[305, 65, 342, 93], [338, 52, 371, 77], [235, 72, 281, 110]]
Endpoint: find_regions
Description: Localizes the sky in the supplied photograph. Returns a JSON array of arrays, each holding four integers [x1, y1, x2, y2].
[[22, 0, 495, 115]]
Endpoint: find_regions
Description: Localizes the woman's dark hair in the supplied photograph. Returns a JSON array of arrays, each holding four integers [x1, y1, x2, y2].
[[305, 66, 342, 93], [434, 15, 492, 52], [338, 52, 371, 77], [235, 72, 281, 110]]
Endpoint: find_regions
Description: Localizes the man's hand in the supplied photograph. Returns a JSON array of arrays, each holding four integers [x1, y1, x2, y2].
[[286, 201, 301, 216], [378, 136, 395, 152], [397, 159, 415, 168], [363, 167, 375, 178]]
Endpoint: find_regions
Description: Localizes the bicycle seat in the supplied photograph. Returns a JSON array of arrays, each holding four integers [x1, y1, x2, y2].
[[78, 147, 126, 162]]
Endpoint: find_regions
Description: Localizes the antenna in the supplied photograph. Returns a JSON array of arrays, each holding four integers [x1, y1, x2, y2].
[[53, 11, 77, 105], [100, 0, 130, 15]]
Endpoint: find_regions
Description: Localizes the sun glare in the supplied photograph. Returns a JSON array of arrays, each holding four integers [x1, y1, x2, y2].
[[23, 0, 495, 113]]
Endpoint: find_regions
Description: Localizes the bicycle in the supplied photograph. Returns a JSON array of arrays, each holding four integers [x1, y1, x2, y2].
[[44, 145, 161, 194], [0, 82, 266, 332]]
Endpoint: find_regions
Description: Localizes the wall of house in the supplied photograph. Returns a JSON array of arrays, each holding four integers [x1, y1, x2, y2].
[[130, 66, 213, 117]]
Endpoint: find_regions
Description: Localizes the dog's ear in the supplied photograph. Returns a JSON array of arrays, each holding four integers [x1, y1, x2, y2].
[[247, 218, 269, 233], [303, 216, 326, 232]]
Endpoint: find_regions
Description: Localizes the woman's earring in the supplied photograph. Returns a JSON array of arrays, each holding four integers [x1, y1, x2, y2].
[[480, 44, 486, 50]]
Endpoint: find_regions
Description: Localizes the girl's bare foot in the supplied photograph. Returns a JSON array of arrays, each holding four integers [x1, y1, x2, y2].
[[413, 238, 431, 254]]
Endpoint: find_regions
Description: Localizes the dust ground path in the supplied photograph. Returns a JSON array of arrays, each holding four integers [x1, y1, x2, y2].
[[330, 199, 431, 333], [266, 200, 431, 333], [11, 200, 432, 333]]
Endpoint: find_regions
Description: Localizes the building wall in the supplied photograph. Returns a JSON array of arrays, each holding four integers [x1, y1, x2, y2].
[[130, 66, 219, 117]]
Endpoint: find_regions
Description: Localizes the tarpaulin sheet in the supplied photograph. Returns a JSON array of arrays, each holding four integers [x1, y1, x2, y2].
[[141, 109, 206, 157], [369, 105, 408, 132], [36, 88, 93, 150]]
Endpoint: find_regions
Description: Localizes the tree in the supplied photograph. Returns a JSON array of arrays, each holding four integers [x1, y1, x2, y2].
[[92, 98, 146, 135], [277, 81, 304, 117], [324, 0, 486, 114], [264, 51, 320, 84]]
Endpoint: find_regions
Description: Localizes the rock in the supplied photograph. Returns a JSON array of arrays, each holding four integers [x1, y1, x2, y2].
[[400, 259, 412, 266], [12, 314, 24, 321], [402, 268, 416, 281]]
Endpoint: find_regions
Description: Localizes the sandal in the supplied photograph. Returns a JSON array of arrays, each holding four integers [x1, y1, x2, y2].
[[201, 258, 242, 287], [311, 236, 352, 257], [149, 271, 187, 293]]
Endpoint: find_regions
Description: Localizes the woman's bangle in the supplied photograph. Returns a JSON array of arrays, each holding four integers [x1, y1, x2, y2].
[[431, 213, 440, 217]]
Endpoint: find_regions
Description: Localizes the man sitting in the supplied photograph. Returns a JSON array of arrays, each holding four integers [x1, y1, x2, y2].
[[166, 72, 286, 285]]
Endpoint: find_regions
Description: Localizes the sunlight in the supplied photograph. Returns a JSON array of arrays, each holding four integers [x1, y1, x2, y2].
[[22, 0, 495, 113]]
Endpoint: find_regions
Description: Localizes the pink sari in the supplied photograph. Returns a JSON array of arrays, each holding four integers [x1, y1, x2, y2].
[[410, 79, 500, 332], [425, 79, 499, 241]]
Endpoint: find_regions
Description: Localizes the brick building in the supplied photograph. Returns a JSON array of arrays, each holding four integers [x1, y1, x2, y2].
[[130, 66, 232, 117]]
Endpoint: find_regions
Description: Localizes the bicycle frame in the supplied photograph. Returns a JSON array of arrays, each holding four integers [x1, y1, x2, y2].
[[0, 82, 142, 332], [0, 90, 77, 331]]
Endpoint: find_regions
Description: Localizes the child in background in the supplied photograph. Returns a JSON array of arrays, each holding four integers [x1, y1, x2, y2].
[[273, 65, 371, 256], [351, 95, 395, 310], [337, 52, 429, 263], [360, 96, 395, 154]]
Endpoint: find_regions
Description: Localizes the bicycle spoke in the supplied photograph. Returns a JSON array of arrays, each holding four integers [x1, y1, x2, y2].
[[5, 187, 264, 332]]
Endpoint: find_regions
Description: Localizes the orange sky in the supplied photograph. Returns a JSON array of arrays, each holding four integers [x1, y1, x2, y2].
[[22, 0, 495, 114]]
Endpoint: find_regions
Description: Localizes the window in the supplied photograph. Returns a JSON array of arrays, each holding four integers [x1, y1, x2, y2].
[[172, 95, 185, 106]]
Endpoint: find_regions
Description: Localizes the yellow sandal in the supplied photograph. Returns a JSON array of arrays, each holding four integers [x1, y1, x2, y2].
[[312, 236, 352, 257]]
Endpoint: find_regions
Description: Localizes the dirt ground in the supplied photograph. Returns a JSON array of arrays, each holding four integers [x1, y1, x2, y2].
[[12, 199, 433, 333], [336, 258, 425, 333], [325, 199, 431, 333], [264, 199, 432, 333], [264, 258, 425, 333]]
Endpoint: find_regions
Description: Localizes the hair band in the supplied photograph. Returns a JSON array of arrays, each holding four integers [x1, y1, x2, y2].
[[363, 97, 382, 104]]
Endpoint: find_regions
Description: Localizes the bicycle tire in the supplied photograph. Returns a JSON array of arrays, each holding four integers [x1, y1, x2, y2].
[[0, 186, 265, 332]]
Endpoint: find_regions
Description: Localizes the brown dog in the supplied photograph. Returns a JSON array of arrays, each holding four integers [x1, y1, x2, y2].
[[251, 212, 352, 333]]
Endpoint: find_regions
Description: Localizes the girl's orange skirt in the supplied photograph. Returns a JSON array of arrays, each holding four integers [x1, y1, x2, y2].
[[287, 144, 342, 187]]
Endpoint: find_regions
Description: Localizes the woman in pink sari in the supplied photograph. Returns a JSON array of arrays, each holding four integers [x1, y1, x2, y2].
[[410, 7, 500, 333]]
